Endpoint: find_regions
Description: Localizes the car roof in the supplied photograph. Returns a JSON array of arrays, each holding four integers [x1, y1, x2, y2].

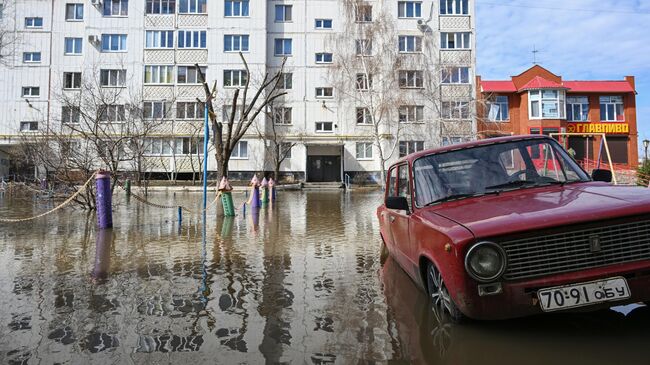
[[394, 135, 552, 166]]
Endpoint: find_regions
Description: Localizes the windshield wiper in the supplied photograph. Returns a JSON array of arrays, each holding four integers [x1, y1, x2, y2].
[[485, 180, 540, 191], [424, 193, 486, 206]]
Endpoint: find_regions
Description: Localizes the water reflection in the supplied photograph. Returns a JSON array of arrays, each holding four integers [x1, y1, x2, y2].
[[2, 191, 649, 364]]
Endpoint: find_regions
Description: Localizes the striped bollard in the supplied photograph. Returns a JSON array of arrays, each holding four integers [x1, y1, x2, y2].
[[95, 171, 113, 229], [260, 177, 269, 207], [250, 174, 261, 209]]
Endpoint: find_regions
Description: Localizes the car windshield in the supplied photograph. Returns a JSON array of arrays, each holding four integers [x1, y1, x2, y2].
[[413, 138, 591, 207]]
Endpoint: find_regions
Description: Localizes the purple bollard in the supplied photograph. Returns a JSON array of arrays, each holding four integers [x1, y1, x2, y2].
[[251, 186, 261, 208], [95, 171, 113, 229], [91, 228, 113, 282]]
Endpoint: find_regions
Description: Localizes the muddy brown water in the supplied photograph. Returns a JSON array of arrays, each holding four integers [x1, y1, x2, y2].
[[1, 191, 649, 364]]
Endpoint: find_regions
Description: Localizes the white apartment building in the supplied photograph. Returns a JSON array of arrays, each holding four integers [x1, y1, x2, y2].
[[0, 0, 476, 183]]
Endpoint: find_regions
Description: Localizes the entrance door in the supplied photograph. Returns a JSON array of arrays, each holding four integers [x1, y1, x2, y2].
[[307, 156, 341, 182]]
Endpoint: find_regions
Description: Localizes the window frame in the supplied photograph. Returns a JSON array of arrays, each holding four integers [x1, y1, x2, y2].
[[63, 72, 82, 89], [143, 101, 169, 119], [223, 69, 248, 87], [103, 0, 129, 17], [224, 34, 249, 52], [399, 140, 424, 157], [355, 5, 373, 22], [274, 38, 292, 56], [398, 70, 424, 88], [65, 3, 84, 21], [64, 37, 83, 55], [99, 104, 127, 123], [146, 0, 176, 15], [398, 105, 424, 123], [356, 142, 373, 160], [441, 66, 470, 84], [25, 17, 43, 28], [100, 69, 127, 87], [23, 52, 42, 63], [176, 101, 205, 120], [145, 30, 174, 49], [144, 65, 175, 84], [440, 32, 471, 50], [101, 34, 128, 52], [21, 86, 40, 98], [315, 87, 334, 98], [487, 95, 509, 122], [398, 35, 422, 53], [62, 106, 81, 124], [441, 101, 470, 120], [224, 0, 250, 17], [278, 73, 292, 90], [177, 65, 206, 84], [566, 96, 589, 122], [398, 1, 422, 18], [528, 89, 566, 119], [178, 0, 207, 14], [272, 107, 292, 125], [315, 18, 333, 29], [177, 30, 207, 49], [315, 52, 333, 64], [440, 0, 469, 15], [599, 95, 624, 122], [274, 4, 292, 22], [356, 107, 373, 125], [231, 141, 249, 159], [20, 121, 39, 132], [315, 121, 334, 133]]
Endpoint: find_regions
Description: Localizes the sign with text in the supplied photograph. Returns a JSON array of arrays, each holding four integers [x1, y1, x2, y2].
[[566, 123, 629, 135]]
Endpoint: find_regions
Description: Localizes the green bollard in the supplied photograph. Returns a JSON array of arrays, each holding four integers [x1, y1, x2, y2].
[[221, 192, 235, 216], [124, 179, 131, 197]]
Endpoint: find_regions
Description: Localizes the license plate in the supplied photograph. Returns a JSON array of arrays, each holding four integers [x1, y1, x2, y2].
[[537, 277, 630, 312]]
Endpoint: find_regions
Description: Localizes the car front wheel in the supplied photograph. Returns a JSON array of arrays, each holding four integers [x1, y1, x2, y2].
[[426, 262, 465, 323]]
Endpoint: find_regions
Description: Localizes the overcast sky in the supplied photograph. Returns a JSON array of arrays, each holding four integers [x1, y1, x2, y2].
[[475, 0, 650, 150]]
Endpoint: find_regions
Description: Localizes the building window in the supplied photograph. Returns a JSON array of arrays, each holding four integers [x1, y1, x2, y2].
[[224, 34, 249, 52], [103, 0, 128, 16], [487, 96, 509, 121], [178, 30, 207, 48], [222, 105, 245, 121], [179, 0, 207, 14], [567, 96, 589, 122], [356, 142, 373, 159], [355, 39, 372, 56], [280, 142, 292, 158], [398, 1, 421, 18], [442, 136, 466, 146], [177, 65, 206, 84], [600, 96, 624, 121], [145, 30, 174, 48], [22, 87, 40, 97], [143, 101, 169, 119], [398, 35, 422, 53], [315, 122, 334, 133], [231, 141, 248, 159], [223, 70, 247, 87], [441, 67, 469, 84], [315, 52, 333, 64], [176, 102, 205, 119], [315, 87, 333, 98], [356, 73, 372, 90], [315, 19, 332, 29], [275, 5, 292, 22], [144, 65, 174, 84], [398, 105, 424, 123], [273, 107, 292, 125], [441, 32, 470, 49], [398, 70, 423, 88], [20, 122, 39, 132], [63, 72, 82, 89], [356, 107, 373, 124], [441, 101, 470, 119], [64, 37, 82, 55], [146, 0, 176, 14], [101, 34, 127, 52], [278, 73, 292, 89], [355, 5, 372, 22], [99, 105, 126, 122], [65, 3, 84, 20], [440, 0, 469, 15], [274, 38, 292, 56], [399, 141, 424, 157], [529, 90, 565, 119], [225, 0, 249, 17], [25, 17, 43, 28], [62, 106, 81, 124], [100, 69, 126, 87], [23, 52, 41, 63]]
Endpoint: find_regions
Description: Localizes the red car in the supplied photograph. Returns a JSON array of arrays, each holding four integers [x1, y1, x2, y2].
[[378, 135, 650, 320]]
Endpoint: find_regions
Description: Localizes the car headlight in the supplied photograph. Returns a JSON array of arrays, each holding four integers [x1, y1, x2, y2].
[[465, 241, 507, 282]]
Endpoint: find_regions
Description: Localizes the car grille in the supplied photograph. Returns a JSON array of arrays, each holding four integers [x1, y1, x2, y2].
[[502, 219, 650, 280]]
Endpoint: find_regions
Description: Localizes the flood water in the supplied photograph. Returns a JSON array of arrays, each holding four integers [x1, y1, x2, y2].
[[1, 190, 650, 364]]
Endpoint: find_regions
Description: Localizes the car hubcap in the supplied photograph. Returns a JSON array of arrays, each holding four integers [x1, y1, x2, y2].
[[428, 265, 452, 314]]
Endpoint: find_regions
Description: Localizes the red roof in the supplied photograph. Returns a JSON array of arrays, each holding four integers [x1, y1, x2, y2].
[[481, 78, 635, 94], [481, 81, 517, 92], [519, 76, 567, 91], [563, 81, 635, 93]]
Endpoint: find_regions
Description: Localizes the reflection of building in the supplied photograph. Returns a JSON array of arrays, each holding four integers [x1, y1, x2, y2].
[[0, 0, 476, 183], [476, 65, 638, 168]]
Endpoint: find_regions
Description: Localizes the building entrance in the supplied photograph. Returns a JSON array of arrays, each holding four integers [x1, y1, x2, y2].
[[307, 156, 341, 182]]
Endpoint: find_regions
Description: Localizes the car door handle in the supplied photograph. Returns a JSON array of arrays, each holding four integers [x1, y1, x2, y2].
[[389, 216, 395, 223]]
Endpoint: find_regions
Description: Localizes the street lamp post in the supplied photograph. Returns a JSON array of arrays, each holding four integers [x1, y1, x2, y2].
[[644, 139, 649, 165]]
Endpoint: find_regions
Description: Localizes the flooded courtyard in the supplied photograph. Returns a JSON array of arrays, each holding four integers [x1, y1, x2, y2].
[[1, 190, 650, 364]]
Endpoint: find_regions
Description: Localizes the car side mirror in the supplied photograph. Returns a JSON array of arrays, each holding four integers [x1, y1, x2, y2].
[[591, 169, 612, 183], [386, 196, 410, 213]]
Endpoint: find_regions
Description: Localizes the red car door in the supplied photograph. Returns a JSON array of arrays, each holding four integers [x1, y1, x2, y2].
[[381, 166, 399, 249], [387, 164, 416, 273]]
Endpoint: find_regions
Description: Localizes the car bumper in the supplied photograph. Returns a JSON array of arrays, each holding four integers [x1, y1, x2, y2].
[[454, 260, 650, 320]]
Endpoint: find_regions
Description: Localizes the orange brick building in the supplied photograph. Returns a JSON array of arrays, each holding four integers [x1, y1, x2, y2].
[[476, 65, 638, 168]]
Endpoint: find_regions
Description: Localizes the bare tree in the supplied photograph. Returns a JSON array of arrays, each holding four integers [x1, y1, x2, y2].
[[254, 104, 302, 182], [0, 0, 17, 66], [196, 53, 287, 180], [328, 0, 424, 184]]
